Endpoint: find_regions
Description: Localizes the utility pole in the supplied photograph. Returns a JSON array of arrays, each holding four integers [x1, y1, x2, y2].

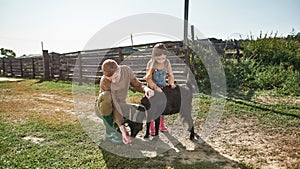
[[184, 0, 190, 66], [183, 0, 189, 48]]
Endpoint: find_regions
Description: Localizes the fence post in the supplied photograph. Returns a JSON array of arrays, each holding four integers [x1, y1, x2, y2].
[[20, 59, 23, 77], [43, 50, 50, 80], [1, 58, 5, 76], [49, 53, 53, 78], [32, 58, 36, 78], [190, 25, 195, 75], [9, 58, 13, 76], [59, 55, 63, 79], [184, 45, 190, 67], [78, 52, 82, 85], [118, 47, 123, 63], [66, 55, 70, 80]]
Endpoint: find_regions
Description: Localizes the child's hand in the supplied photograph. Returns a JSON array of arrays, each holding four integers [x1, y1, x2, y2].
[[119, 125, 132, 144], [156, 87, 163, 92], [170, 84, 176, 89], [144, 86, 154, 99]]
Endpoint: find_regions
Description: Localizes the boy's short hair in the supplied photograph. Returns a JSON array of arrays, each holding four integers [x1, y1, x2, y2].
[[102, 59, 118, 77]]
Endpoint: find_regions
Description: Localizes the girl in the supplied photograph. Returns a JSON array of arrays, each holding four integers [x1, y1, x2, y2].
[[145, 43, 176, 135]]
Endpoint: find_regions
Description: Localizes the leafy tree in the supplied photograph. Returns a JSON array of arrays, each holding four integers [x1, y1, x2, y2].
[[0, 48, 16, 58]]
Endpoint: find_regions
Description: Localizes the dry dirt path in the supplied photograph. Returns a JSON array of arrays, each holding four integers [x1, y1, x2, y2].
[[1, 79, 299, 168]]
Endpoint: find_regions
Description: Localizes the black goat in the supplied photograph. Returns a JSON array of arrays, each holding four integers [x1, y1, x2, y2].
[[129, 84, 195, 140]]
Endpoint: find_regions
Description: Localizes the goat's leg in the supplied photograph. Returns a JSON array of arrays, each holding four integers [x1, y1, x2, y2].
[[189, 126, 195, 140], [154, 117, 160, 136], [185, 116, 195, 140], [144, 122, 151, 138], [181, 111, 195, 140], [186, 111, 196, 140]]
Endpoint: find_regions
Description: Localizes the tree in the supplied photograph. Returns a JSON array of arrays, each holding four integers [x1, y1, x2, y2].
[[0, 48, 16, 58]]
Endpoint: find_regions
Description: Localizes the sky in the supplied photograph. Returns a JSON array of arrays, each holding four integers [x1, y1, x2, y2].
[[0, 0, 299, 56]]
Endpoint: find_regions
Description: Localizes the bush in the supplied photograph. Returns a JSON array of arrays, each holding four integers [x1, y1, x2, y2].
[[242, 35, 300, 70], [192, 34, 300, 96], [224, 58, 259, 89], [254, 65, 300, 95]]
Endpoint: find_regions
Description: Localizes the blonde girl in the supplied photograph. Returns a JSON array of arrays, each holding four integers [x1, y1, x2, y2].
[[145, 43, 176, 135]]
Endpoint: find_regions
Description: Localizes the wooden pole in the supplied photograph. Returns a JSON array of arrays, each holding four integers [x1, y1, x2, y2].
[[78, 52, 82, 85], [118, 47, 123, 62], [1, 58, 5, 76], [32, 58, 35, 78], [9, 58, 13, 76], [183, 0, 189, 48], [20, 59, 23, 77], [184, 0, 190, 66], [42, 50, 50, 80], [190, 25, 195, 74]]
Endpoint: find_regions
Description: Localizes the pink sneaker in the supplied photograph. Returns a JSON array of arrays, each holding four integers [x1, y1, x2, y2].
[[150, 120, 156, 136], [159, 116, 168, 132]]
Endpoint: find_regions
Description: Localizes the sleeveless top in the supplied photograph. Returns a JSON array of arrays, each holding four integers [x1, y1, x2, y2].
[[152, 61, 168, 88]]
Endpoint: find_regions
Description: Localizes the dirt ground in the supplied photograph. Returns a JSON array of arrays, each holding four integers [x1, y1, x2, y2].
[[1, 79, 299, 169]]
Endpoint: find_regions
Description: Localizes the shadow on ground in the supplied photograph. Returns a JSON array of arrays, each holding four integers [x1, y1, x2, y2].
[[99, 132, 251, 169]]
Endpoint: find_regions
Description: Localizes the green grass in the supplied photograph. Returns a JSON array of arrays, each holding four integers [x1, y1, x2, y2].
[[1, 79, 299, 168], [195, 93, 299, 131], [0, 118, 105, 168], [0, 116, 240, 169], [31, 80, 73, 90], [224, 97, 300, 128]]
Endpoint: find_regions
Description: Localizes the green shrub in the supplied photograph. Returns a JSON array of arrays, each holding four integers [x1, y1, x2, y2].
[[254, 65, 300, 95], [242, 35, 300, 70], [190, 43, 211, 94], [192, 34, 300, 96], [224, 58, 259, 89]]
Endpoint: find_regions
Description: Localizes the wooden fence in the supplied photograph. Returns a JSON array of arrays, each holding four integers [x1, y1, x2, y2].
[[0, 39, 242, 85], [0, 56, 44, 78], [0, 41, 189, 84]]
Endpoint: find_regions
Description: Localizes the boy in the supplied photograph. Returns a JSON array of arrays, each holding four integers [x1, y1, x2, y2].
[[96, 59, 154, 144]]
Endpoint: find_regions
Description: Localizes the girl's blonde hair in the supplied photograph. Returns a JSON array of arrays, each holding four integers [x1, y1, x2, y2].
[[149, 43, 168, 67], [146, 43, 168, 78], [152, 43, 168, 58]]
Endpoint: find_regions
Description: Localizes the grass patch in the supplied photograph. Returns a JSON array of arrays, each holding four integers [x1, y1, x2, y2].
[[0, 119, 105, 168], [1, 79, 299, 168], [225, 98, 300, 129], [30, 80, 73, 96]]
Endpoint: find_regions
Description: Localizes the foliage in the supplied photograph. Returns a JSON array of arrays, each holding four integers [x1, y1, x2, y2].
[[224, 58, 300, 96], [255, 65, 300, 95], [242, 35, 300, 70], [224, 58, 259, 89], [1, 79, 299, 168], [190, 42, 214, 94], [192, 33, 300, 96], [0, 48, 16, 58]]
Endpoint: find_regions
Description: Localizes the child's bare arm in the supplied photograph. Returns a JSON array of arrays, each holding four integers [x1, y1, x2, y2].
[[145, 68, 159, 90]]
